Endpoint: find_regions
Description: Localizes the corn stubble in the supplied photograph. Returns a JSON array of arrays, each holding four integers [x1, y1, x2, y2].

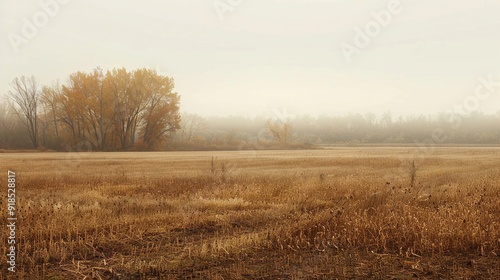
[[1, 149, 499, 279]]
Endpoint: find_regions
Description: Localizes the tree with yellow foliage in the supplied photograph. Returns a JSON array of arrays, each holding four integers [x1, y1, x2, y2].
[[36, 67, 180, 151]]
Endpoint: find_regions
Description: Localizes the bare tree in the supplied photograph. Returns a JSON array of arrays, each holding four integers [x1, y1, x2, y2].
[[380, 111, 392, 127], [0, 102, 13, 146], [266, 119, 291, 145], [8, 76, 40, 148], [41, 84, 60, 139], [178, 113, 207, 143], [0, 101, 27, 149]]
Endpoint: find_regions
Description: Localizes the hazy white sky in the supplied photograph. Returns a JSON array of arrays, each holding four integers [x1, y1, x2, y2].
[[1, 0, 500, 118]]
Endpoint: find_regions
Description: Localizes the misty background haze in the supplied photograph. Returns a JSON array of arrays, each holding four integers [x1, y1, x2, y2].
[[2, 0, 499, 118]]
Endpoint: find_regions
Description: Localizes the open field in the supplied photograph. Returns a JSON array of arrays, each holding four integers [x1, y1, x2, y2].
[[1, 148, 500, 279]]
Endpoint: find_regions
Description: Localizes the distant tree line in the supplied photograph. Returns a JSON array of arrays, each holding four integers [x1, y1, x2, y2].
[[1, 68, 180, 151], [168, 111, 500, 150], [288, 112, 500, 145]]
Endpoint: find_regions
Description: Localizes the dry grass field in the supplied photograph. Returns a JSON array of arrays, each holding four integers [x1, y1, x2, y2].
[[1, 148, 500, 279]]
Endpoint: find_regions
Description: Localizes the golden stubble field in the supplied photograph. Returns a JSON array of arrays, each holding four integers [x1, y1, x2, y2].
[[1, 148, 500, 279]]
